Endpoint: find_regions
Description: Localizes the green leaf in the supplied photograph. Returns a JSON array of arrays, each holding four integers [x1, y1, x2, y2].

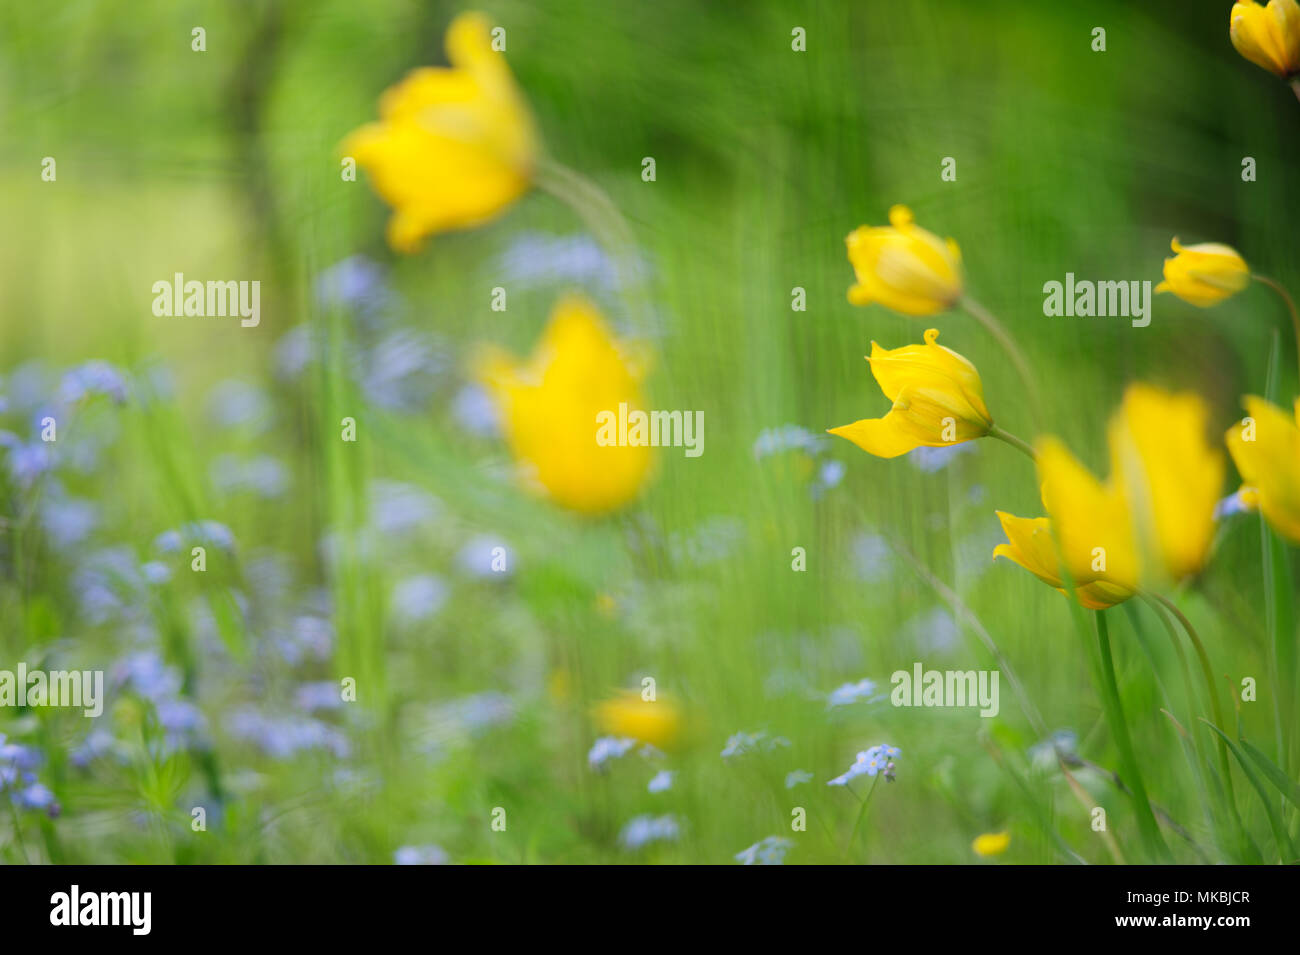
[[1239, 738, 1300, 811], [1202, 721, 1297, 863]]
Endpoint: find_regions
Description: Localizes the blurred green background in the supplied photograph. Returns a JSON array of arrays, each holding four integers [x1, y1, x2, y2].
[[0, 0, 1296, 864]]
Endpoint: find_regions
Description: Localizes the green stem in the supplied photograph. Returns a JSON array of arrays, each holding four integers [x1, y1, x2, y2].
[[1252, 274, 1300, 380], [960, 295, 1045, 428], [1150, 592, 1237, 808], [1094, 610, 1171, 860], [987, 424, 1036, 462], [847, 774, 882, 854]]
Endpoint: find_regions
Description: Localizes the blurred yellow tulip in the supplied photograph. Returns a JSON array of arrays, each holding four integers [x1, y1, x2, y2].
[[343, 12, 538, 253], [1155, 239, 1250, 308], [994, 385, 1222, 603], [828, 328, 992, 458], [992, 512, 1132, 609], [475, 295, 653, 516], [593, 691, 681, 750], [971, 831, 1011, 857], [1226, 395, 1300, 542], [1109, 385, 1224, 581], [845, 206, 963, 315], [1230, 0, 1300, 78]]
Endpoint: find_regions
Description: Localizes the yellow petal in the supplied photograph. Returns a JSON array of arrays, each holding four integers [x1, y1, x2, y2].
[[972, 831, 1010, 857], [1226, 395, 1300, 542], [1108, 384, 1223, 581], [845, 207, 963, 316], [828, 415, 922, 459], [1036, 436, 1139, 590], [993, 512, 1132, 609], [867, 328, 991, 425], [341, 12, 537, 253], [476, 296, 654, 515], [1155, 238, 1250, 308], [1231, 0, 1300, 78]]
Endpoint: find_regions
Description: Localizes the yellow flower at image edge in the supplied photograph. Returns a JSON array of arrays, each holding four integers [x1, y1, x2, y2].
[[1155, 239, 1250, 308], [1226, 395, 1300, 543], [1230, 0, 1300, 78], [342, 12, 538, 253], [475, 296, 653, 516], [845, 206, 963, 316], [971, 831, 1011, 857], [828, 328, 992, 459], [594, 691, 681, 750]]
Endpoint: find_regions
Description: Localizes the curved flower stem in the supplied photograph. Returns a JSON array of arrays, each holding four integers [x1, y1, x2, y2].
[[1253, 274, 1300, 380], [847, 774, 882, 854], [1095, 610, 1171, 860], [534, 155, 653, 334], [959, 295, 1045, 429], [1149, 591, 1237, 807], [1292, 77, 1300, 105], [987, 424, 1036, 462]]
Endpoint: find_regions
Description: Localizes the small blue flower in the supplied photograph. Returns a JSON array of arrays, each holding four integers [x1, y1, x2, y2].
[[369, 481, 441, 536], [826, 678, 879, 708], [451, 383, 500, 437], [588, 736, 637, 771], [785, 769, 814, 788], [456, 536, 513, 579], [735, 835, 793, 865], [206, 379, 272, 431], [140, 560, 172, 585], [1214, 488, 1253, 521], [752, 425, 826, 460], [828, 744, 900, 786], [1029, 729, 1079, 771], [617, 814, 680, 850], [391, 574, 449, 624], [909, 442, 977, 473], [647, 770, 675, 793], [295, 682, 344, 713], [721, 731, 791, 760], [59, 361, 129, 405], [394, 844, 449, 865]]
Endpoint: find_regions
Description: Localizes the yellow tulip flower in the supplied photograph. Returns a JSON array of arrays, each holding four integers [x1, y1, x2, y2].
[[1230, 0, 1300, 78], [593, 691, 682, 750], [343, 12, 538, 253], [994, 385, 1223, 604], [1155, 239, 1250, 308], [971, 831, 1011, 857], [475, 295, 653, 516], [845, 206, 963, 315], [992, 512, 1132, 609], [1109, 385, 1224, 581], [1226, 395, 1300, 542], [827, 328, 992, 458]]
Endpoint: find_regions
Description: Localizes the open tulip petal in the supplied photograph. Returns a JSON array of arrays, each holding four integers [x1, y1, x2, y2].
[[1226, 395, 1300, 542], [828, 417, 921, 459], [342, 12, 538, 253]]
